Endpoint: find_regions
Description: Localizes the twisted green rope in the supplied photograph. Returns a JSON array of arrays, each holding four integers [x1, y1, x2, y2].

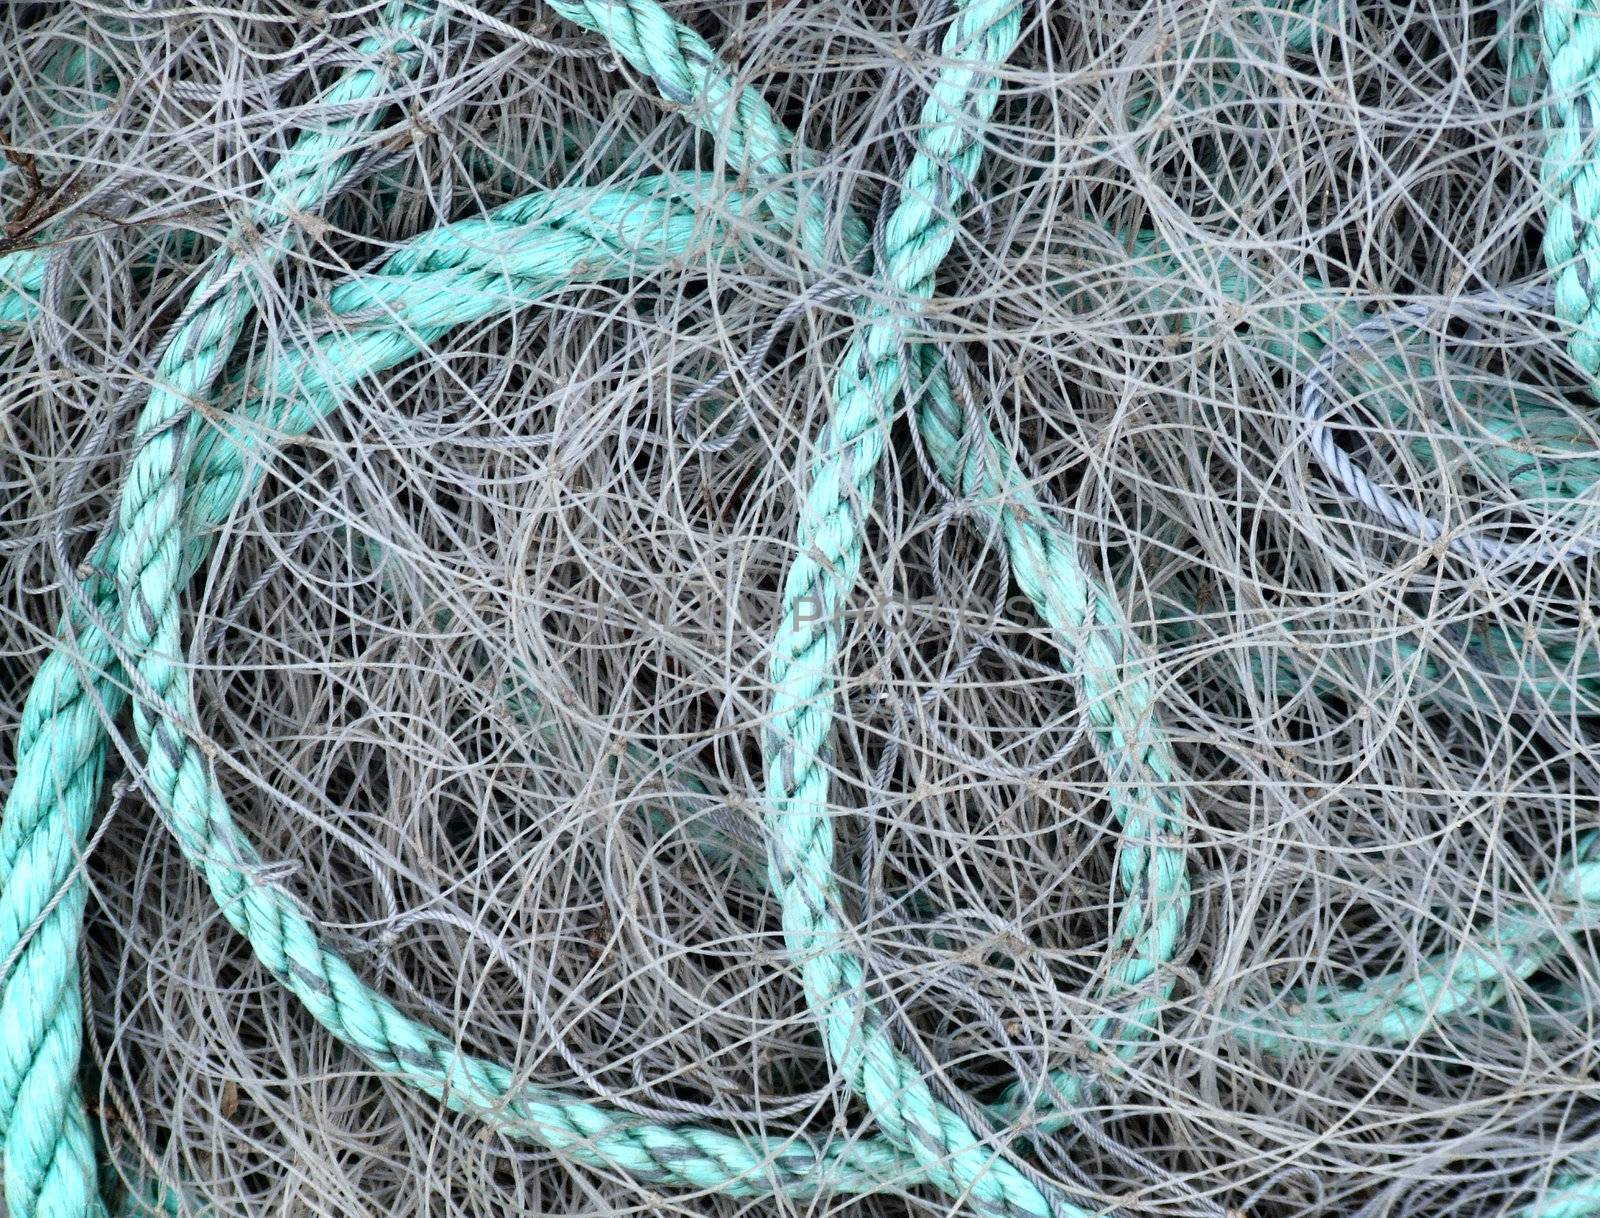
[[540, 0, 843, 268], [910, 353, 1191, 1124], [1542, 0, 1600, 378], [64, 173, 925, 1202], [2, 0, 1193, 1209], [4, 0, 1600, 1214], [500, 2, 1092, 1211], [542, 0, 1199, 1161], [0, 6, 447, 1216], [756, 5, 1085, 1215]]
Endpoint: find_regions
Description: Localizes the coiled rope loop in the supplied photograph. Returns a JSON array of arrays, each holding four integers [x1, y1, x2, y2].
[[2, 0, 1600, 1215]]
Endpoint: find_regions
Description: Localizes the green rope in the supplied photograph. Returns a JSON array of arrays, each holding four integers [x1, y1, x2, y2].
[[756, 4, 1082, 1214], [540, 0, 1199, 1165], [1541, 0, 1600, 378], [89, 173, 930, 1203], [26, 0, 1181, 1207], [2, 0, 1599, 1214], [1533, 1173, 1600, 1218], [0, 6, 449, 1216], [908, 352, 1192, 1126]]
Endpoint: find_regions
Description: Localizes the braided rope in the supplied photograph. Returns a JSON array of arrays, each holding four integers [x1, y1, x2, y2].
[[527, 0, 1142, 1209], [1541, 0, 1600, 377], [4, 0, 1599, 1213], [543, 0, 1201, 1164], [0, 7, 446, 1218], [540, 0, 846, 267], [751, 6, 1099, 1218], [910, 353, 1192, 1126], [1297, 282, 1600, 564], [83, 175, 930, 1202], [1235, 832, 1600, 1051]]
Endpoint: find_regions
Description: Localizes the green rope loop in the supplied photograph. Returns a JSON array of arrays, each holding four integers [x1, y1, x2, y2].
[[2, 1, 1598, 1215]]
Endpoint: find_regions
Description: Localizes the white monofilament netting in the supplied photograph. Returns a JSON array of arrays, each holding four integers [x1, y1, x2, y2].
[[4, 2, 1600, 1217]]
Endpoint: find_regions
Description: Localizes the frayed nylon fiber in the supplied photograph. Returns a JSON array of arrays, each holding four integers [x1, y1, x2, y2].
[[3, 2, 1600, 1218]]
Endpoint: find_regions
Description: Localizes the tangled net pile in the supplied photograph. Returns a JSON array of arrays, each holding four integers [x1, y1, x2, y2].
[[7, 0, 1600, 1216]]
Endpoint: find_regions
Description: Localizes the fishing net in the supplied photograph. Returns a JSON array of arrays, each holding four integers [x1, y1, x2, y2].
[[3, 1, 1600, 1217]]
